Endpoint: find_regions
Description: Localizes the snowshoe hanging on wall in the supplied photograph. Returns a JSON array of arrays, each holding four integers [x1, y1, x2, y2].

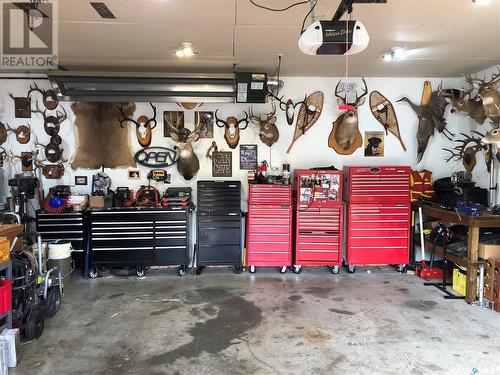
[[298, 20, 369, 56]]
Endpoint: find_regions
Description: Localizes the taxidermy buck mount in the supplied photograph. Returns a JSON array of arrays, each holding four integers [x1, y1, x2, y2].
[[28, 83, 59, 110], [268, 91, 307, 125], [118, 103, 157, 148], [2, 123, 31, 144], [33, 153, 67, 179], [481, 128, 500, 162], [328, 78, 368, 155], [397, 83, 451, 163], [443, 131, 489, 173], [215, 110, 249, 149], [34, 136, 64, 163], [33, 102, 68, 136], [446, 88, 487, 125], [466, 68, 500, 128], [249, 103, 280, 147], [165, 114, 204, 180]]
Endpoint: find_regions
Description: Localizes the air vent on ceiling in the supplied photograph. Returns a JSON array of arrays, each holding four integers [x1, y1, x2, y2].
[[48, 75, 236, 103], [90, 2, 116, 19]]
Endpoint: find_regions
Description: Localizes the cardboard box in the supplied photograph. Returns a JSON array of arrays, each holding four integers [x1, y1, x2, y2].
[[0, 329, 20, 368], [453, 268, 467, 296], [89, 195, 104, 209], [479, 243, 500, 260]]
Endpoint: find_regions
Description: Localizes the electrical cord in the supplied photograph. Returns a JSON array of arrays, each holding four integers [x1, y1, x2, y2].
[[249, 0, 318, 34], [249, 0, 311, 12]]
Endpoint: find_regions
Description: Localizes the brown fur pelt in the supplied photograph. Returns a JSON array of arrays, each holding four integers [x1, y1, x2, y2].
[[71, 102, 137, 169]]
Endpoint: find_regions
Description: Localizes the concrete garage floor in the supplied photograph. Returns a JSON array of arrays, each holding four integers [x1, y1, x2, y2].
[[11, 267, 500, 375]]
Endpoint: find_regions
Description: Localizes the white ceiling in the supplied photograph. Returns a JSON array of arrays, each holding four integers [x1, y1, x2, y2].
[[45, 0, 500, 76]]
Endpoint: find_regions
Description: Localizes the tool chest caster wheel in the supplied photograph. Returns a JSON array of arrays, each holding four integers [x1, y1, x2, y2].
[[89, 268, 100, 279], [178, 266, 187, 277], [292, 265, 302, 274], [279, 266, 287, 274], [331, 266, 340, 274], [136, 267, 145, 277], [249, 266, 256, 273], [347, 264, 355, 273], [234, 265, 243, 274], [397, 264, 407, 273], [195, 267, 204, 275]]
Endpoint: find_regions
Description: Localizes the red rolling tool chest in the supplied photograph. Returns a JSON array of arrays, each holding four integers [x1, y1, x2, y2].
[[293, 169, 343, 274], [246, 184, 293, 273], [344, 166, 411, 273]]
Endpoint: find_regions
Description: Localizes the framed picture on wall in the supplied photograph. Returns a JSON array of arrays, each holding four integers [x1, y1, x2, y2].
[[75, 176, 88, 185], [240, 144, 258, 170], [364, 131, 384, 157], [212, 151, 232, 177], [128, 169, 141, 180], [163, 111, 184, 137], [195, 111, 214, 138]]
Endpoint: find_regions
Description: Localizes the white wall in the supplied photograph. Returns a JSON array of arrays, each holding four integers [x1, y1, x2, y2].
[[0, 73, 486, 210]]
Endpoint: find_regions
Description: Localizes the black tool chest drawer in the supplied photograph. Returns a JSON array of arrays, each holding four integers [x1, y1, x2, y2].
[[197, 181, 241, 213], [36, 211, 86, 269], [89, 208, 190, 267], [197, 181, 242, 266]]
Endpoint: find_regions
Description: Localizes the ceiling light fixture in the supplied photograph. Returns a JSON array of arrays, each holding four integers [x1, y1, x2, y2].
[[472, 0, 491, 5], [175, 43, 198, 58], [383, 47, 406, 61]]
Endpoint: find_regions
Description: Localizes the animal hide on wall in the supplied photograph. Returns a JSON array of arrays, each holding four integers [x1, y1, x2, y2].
[[71, 102, 137, 169]]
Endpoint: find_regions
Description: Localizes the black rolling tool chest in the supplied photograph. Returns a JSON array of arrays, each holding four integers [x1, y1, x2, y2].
[[196, 181, 242, 273], [88, 207, 192, 277], [36, 211, 87, 271]]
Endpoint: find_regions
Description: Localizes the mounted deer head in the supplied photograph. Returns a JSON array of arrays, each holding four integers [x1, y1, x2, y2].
[[443, 131, 487, 173], [215, 110, 249, 149], [249, 103, 279, 147], [447, 87, 487, 125], [28, 82, 59, 110], [33, 101, 68, 136], [466, 68, 500, 127], [119, 103, 157, 148], [165, 114, 203, 180], [481, 128, 500, 162], [328, 78, 368, 154]]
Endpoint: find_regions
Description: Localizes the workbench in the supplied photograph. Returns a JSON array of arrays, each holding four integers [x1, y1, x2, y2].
[[420, 204, 500, 304]]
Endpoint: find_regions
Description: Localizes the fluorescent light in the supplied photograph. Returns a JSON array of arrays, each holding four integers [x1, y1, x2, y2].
[[383, 47, 406, 61], [175, 42, 198, 58], [472, 0, 491, 5]]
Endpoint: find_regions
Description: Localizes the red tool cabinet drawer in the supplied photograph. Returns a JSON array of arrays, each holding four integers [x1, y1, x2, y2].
[[249, 184, 292, 205], [296, 249, 339, 261], [249, 233, 290, 242], [348, 246, 408, 265], [344, 166, 410, 203], [297, 235, 340, 243], [248, 224, 290, 234], [348, 236, 408, 247]]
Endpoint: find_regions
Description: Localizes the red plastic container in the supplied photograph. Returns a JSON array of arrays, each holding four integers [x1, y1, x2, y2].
[[293, 170, 343, 273], [246, 184, 293, 272], [344, 166, 411, 271], [0, 279, 12, 315]]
